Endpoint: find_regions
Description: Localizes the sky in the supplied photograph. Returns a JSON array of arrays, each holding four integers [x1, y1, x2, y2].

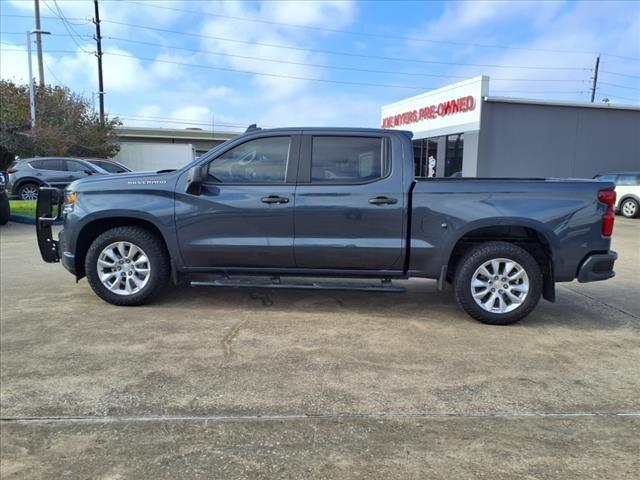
[[1, 0, 639, 132]]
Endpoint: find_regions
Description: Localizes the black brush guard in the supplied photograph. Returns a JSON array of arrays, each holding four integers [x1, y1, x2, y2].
[[36, 187, 62, 262]]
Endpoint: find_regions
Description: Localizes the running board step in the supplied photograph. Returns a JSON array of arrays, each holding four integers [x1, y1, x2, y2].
[[190, 276, 405, 293]]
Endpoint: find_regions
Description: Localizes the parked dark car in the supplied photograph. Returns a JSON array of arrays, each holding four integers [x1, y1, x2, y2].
[[6, 157, 109, 200], [36, 127, 618, 325], [0, 172, 9, 225], [85, 158, 132, 174], [593, 172, 640, 218]]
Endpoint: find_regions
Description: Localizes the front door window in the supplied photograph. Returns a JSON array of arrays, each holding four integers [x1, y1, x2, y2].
[[208, 136, 291, 183]]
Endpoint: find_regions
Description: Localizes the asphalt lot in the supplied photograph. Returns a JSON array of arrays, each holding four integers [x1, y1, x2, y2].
[[1, 218, 639, 479]]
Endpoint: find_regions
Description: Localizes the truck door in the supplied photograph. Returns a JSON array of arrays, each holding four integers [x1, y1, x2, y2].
[[176, 133, 300, 268], [293, 134, 405, 270]]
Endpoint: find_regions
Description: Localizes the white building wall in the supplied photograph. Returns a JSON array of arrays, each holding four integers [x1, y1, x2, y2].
[[113, 143, 195, 171]]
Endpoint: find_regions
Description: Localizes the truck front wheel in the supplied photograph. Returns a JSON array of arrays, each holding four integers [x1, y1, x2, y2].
[[453, 242, 542, 325], [85, 226, 170, 306]]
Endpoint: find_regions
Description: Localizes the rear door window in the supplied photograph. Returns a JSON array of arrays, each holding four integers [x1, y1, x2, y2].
[[31, 159, 64, 171], [310, 136, 386, 184]]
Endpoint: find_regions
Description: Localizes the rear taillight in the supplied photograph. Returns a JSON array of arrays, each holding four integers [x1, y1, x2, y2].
[[598, 189, 616, 237], [6, 167, 17, 174]]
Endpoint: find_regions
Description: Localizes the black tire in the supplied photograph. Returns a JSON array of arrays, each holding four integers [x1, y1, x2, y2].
[[18, 182, 40, 201], [620, 198, 639, 219], [454, 242, 543, 325], [0, 191, 9, 225], [85, 226, 170, 306]]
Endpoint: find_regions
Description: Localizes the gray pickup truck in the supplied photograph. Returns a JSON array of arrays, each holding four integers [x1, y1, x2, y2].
[[36, 127, 618, 325]]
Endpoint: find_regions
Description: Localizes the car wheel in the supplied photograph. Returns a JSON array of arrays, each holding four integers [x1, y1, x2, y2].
[[454, 242, 543, 325], [18, 183, 40, 201], [85, 226, 170, 306], [620, 198, 639, 219]]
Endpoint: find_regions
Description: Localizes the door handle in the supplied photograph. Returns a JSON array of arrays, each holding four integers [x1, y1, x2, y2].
[[261, 195, 290, 204], [369, 196, 397, 205]]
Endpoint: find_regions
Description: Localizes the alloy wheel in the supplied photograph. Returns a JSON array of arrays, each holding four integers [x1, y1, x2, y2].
[[97, 241, 151, 295], [622, 200, 637, 217], [470, 258, 530, 314], [20, 185, 39, 200]]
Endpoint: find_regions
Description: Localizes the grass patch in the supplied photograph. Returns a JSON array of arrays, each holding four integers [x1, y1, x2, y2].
[[9, 200, 37, 217], [9, 200, 59, 217]]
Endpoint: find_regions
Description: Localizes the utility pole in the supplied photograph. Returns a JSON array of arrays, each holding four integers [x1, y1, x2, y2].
[[590, 55, 600, 103], [27, 32, 36, 128], [26, 29, 51, 128], [34, 0, 45, 87], [93, 0, 105, 124]]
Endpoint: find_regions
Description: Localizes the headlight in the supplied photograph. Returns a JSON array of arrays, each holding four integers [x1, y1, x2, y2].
[[63, 191, 77, 213]]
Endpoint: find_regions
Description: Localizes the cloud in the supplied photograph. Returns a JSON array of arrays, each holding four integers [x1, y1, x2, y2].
[[198, 0, 357, 101], [401, 0, 640, 103]]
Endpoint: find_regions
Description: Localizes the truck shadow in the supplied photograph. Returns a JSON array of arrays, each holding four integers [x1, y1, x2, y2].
[[153, 279, 639, 331]]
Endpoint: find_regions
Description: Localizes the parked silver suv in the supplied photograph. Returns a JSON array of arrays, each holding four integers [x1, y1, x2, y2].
[[6, 157, 110, 200]]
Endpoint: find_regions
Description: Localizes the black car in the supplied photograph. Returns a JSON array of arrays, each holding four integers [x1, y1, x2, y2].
[[85, 158, 132, 174], [6, 157, 110, 200], [0, 171, 9, 225]]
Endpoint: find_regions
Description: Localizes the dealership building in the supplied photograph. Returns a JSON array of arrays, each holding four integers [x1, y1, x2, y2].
[[381, 76, 640, 179]]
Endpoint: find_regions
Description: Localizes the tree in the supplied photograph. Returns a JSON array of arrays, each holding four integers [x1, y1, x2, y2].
[[0, 80, 121, 170]]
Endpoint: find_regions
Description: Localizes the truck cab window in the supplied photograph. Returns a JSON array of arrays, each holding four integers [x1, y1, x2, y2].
[[208, 136, 291, 183], [311, 136, 385, 183]]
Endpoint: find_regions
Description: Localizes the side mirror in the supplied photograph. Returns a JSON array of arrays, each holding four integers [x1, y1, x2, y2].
[[186, 164, 207, 195], [84, 170, 94, 175]]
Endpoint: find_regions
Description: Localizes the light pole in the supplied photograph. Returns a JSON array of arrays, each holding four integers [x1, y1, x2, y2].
[[26, 29, 50, 128]]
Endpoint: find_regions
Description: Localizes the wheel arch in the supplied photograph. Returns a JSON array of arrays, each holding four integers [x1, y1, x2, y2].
[[618, 193, 640, 208], [74, 216, 172, 280], [13, 177, 46, 195], [445, 221, 555, 302]]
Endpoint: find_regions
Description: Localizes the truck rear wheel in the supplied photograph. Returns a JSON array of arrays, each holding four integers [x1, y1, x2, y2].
[[85, 226, 170, 306], [453, 242, 542, 325]]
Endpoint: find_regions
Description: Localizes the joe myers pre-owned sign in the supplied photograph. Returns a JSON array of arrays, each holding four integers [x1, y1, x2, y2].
[[381, 76, 489, 137]]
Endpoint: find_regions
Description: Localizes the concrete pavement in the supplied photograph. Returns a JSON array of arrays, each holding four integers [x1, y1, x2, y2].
[[1, 218, 639, 478]]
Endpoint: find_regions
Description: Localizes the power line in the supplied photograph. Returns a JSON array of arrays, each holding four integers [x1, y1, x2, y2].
[[103, 50, 585, 95], [4, 10, 639, 63], [0, 44, 589, 95], [598, 81, 640, 91], [41, 0, 91, 53], [0, 13, 613, 71], [598, 92, 640, 102], [103, 35, 588, 83], [99, 19, 593, 72], [43, 58, 63, 84], [115, 114, 249, 128], [0, 48, 92, 54], [118, 0, 638, 60], [3, 31, 590, 82], [600, 70, 640, 79], [102, 51, 439, 90]]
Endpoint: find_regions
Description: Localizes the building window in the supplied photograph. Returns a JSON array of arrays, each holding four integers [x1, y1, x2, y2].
[[445, 134, 464, 177], [413, 139, 438, 178]]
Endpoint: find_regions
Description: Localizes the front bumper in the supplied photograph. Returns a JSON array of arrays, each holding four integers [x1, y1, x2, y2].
[[577, 251, 618, 283]]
